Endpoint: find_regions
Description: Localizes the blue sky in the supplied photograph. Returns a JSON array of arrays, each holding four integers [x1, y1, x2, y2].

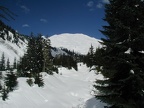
[[1, 0, 109, 39]]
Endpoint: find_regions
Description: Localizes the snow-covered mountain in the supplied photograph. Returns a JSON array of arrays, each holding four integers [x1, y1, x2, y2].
[[49, 33, 101, 55]]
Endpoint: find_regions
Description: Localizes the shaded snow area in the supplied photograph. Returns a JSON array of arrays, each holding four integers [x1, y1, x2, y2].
[[0, 63, 106, 108], [49, 33, 102, 55], [51, 48, 68, 57]]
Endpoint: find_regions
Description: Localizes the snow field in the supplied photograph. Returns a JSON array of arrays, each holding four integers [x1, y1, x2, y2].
[[0, 63, 106, 108]]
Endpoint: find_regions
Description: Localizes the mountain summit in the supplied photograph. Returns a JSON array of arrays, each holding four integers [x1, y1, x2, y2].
[[49, 33, 101, 55]]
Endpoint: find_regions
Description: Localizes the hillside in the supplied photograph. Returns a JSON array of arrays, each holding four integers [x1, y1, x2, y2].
[[49, 33, 101, 55], [0, 20, 28, 64]]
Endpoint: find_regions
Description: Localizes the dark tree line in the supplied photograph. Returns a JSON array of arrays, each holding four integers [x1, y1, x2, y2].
[[51, 47, 85, 71], [53, 54, 78, 71], [0, 52, 17, 71]]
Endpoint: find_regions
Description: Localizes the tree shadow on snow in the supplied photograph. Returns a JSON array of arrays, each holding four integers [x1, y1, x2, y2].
[[85, 97, 107, 108]]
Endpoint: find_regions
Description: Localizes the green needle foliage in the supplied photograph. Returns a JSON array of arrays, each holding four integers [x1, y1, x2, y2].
[[94, 0, 144, 108]]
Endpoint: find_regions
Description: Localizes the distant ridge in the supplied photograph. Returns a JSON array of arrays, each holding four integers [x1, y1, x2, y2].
[[49, 33, 101, 55]]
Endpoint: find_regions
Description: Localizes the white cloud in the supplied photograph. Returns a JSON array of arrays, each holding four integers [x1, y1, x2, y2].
[[87, 0, 108, 10], [96, 0, 109, 9], [87, 1, 94, 7], [40, 18, 48, 23], [22, 24, 30, 27], [21, 5, 30, 13], [102, 0, 109, 4], [96, 3, 103, 8]]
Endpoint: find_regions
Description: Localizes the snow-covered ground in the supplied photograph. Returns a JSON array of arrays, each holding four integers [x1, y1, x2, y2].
[[0, 63, 106, 108]]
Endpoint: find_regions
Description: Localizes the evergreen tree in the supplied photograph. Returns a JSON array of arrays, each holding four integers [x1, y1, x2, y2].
[[13, 57, 17, 69], [86, 45, 95, 68], [1, 85, 9, 101], [41, 37, 53, 75], [26, 78, 34, 87], [17, 34, 35, 75], [17, 57, 25, 77], [19, 33, 40, 75], [24, 33, 44, 74], [26, 33, 37, 73], [6, 58, 10, 70], [0, 52, 5, 71], [34, 73, 44, 87], [18, 33, 55, 86], [35, 34, 44, 73], [94, 0, 144, 108], [5, 71, 18, 91], [0, 72, 2, 90]]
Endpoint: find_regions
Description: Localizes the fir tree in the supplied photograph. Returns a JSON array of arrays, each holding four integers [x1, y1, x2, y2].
[[1, 86, 9, 101], [34, 73, 44, 87], [26, 78, 34, 87], [5, 71, 18, 91], [17, 57, 25, 77], [86, 45, 95, 68], [0, 72, 2, 90], [0, 52, 5, 71], [94, 0, 144, 108], [6, 58, 10, 70], [41, 37, 53, 75], [13, 57, 17, 69], [18, 33, 54, 86], [26, 33, 37, 73], [35, 34, 44, 73]]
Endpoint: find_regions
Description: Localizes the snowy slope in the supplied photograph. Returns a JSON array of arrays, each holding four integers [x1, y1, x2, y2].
[[0, 63, 106, 108], [0, 31, 27, 64], [49, 33, 101, 55]]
